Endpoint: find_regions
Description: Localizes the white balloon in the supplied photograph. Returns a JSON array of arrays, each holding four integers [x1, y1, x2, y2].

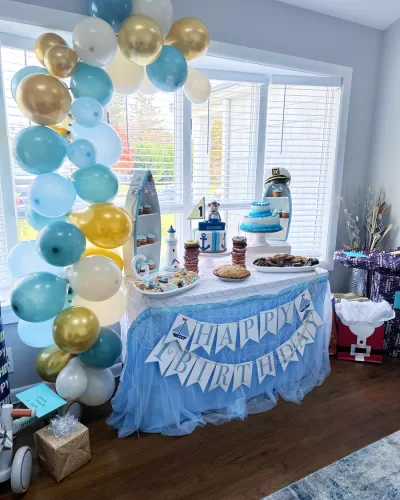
[[184, 67, 212, 104], [7, 240, 61, 278], [72, 290, 126, 327], [56, 358, 88, 400], [106, 46, 144, 95], [73, 17, 117, 67], [138, 72, 158, 96], [68, 255, 122, 302], [71, 122, 122, 166], [132, 0, 173, 36], [79, 367, 115, 406]]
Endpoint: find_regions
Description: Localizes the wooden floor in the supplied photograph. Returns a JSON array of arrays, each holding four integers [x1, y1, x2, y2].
[[2, 357, 400, 500]]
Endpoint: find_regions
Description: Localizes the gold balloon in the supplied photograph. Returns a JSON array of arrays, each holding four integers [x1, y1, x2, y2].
[[16, 74, 72, 125], [118, 14, 163, 66], [49, 125, 72, 142], [44, 45, 78, 78], [34, 32, 68, 65], [36, 344, 74, 382], [165, 17, 210, 61], [69, 203, 133, 249], [83, 247, 124, 270], [53, 306, 100, 354]]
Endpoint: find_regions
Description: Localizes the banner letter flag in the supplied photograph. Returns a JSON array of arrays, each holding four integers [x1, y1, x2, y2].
[[260, 309, 278, 339], [145, 338, 182, 374], [164, 314, 197, 349], [232, 362, 253, 391], [295, 288, 314, 320], [239, 315, 259, 348], [256, 353, 276, 383], [292, 325, 315, 356], [278, 302, 294, 330], [186, 357, 216, 392], [165, 350, 198, 384], [209, 363, 235, 393], [215, 322, 237, 353], [276, 337, 299, 372], [190, 322, 218, 354]]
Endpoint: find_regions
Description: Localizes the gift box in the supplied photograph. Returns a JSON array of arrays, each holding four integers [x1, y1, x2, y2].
[[336, 319, 385, 364], [330, 297, 337, 356], [383, 311, 400, 357], [34, 421, 91, 482]]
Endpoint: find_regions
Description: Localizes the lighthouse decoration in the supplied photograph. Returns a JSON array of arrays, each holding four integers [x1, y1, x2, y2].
[[164, 226, 181, 272]]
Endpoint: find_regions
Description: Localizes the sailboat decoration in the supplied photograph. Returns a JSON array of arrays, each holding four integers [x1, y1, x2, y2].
[[299, 293, 311, 313], [188, 197, 206, 220], [171, 317, 191, 341]]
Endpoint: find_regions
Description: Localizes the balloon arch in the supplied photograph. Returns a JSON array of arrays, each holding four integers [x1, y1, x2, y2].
[[8, 0, 211, 406]]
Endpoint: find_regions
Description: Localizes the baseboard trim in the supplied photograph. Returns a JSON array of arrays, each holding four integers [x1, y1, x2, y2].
[[9, 362, 122, 403]]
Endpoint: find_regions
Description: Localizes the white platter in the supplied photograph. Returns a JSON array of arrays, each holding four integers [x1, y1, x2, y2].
[[134, 275, 200, 298], [250, 264, 319, 274]]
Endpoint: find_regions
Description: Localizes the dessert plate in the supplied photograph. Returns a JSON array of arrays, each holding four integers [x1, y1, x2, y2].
[[134, 276, 200, 298], [251, 264, 319, 274], [215, 276, 249, 282]]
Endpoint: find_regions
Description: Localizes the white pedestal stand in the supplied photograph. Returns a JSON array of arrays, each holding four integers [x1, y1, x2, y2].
[[199, 251, 232, 271], [244, 232, 292, 264]]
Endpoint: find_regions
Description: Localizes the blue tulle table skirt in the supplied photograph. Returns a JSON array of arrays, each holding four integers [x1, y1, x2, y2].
[[108, 275, 331, 437]]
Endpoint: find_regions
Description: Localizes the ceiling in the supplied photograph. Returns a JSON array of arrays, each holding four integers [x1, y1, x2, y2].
[[276, 0, 400, 30]]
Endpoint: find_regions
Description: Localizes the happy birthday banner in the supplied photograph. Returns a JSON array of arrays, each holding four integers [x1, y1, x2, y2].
[[146, 287, 325, 393]]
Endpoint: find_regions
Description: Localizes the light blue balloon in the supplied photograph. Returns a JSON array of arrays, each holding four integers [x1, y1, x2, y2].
[[70, 62, 113, 106], [87, 0, 131, 33], [11, 66, 48, 101], [147, 46, 188, 93], [11, 272, 68, 322], [18, 317, 55, 348], [14, 126, 68, 175], [67, 139, 97, 168], [71, 163, 119, 203], [71, 123, 122, 166], [71, 97, 103, 128], [79, 327, 122, 369], [28, 173, 76, 217], [26, 204, 67, 231], [7, 240, 61, 278], [37, 221, 86, 267]]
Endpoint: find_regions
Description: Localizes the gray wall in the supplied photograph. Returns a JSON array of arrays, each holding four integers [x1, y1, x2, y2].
[[368, 18, 400, 249], [4, 0, 384, 388]]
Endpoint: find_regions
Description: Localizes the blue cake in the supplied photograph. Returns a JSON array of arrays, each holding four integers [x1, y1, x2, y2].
[[240, 202, 283, 233]]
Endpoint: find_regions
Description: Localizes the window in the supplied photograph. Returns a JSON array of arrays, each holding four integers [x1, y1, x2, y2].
[[0, 36, 343, 294]]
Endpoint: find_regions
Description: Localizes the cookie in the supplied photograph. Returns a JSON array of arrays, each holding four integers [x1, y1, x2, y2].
[[213, 264, 250, 280]]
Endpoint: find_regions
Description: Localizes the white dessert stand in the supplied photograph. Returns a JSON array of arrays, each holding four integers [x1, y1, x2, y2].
[[199, 251, 232, 270], [243, 232, 292, 263]]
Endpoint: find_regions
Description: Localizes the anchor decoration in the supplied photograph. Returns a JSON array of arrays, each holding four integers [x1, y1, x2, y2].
[[200, 233, 211, 251]]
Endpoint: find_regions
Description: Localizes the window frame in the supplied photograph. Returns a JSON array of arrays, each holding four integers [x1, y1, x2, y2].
[[0, 12, 353, 296]]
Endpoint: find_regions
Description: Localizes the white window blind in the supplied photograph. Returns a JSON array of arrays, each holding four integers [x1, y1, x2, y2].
[[191, 80, 261, 208], [265, 83, 341, 259]]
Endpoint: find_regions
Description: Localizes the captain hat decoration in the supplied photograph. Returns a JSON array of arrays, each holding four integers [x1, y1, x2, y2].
[[7, 1, 211, 409]]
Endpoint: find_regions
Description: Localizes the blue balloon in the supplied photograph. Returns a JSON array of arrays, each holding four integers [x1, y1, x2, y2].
[[79, 327, 122, 369], [37, 221, 86, 267], [18, 317, 55, 348], [7, 240, 61, 278], [11, 272, 68, 322], [87, 0, 131, 33], [71, 97, 103, 128], [67, 139, 97, 168], [71, 123, 122, 166], [71, 163, 119, 203], [14, 126, 68, 175], [70, 63, 114, 106], [11, 66, 48, 101], [147, 46, 188, 92], [26, 204, 67, 231], [28, 173, 76, 217]]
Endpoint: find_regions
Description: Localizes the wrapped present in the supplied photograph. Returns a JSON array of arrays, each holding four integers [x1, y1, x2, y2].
[[330, 296, 337, 356], [34, 420, 91, 482], [384, 313, 400, 357]]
